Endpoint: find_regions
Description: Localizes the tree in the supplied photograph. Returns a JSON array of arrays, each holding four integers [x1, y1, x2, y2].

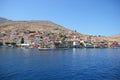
[[80, 43, 85, 47], [11, 42, 16, 46], [5, 42, 10, 46], [54, 42, 60, 48], [59, 34, 67, 42], [21, 38, 24, 44], [98, 35, 101, 37], [75, 30, 76, 32]]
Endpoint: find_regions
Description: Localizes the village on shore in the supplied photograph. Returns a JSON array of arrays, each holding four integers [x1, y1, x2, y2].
[[0, 30, 120, 49]]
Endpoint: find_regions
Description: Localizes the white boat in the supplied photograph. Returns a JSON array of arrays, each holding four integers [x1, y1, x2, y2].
[[38, 47, 68, 51], [85, 43, 94, 48], [38, 47, 55, 51]]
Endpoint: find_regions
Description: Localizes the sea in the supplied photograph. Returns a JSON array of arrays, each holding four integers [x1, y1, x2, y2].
[[0, 47, 120, 80]]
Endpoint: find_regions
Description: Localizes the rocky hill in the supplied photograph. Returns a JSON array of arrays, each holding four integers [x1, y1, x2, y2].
[[108, 34, 120, 42], [0, 20, 84, 37], [0, 18, 119, 42], [91, 34, 120, 43], [0, 17, 11, 24]]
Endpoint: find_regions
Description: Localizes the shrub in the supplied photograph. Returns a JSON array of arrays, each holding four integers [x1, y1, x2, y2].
[[11, 42, 16, 46], [5, 42, 11, 45]]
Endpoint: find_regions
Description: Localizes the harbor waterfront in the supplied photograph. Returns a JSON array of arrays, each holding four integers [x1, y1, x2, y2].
[[0, 48, 120, 80], [0, 30, 120, 49], [0, 20, 120, 49]]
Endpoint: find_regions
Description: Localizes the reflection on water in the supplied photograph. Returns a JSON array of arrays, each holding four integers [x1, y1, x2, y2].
[[72, 48, 76, 54], [0, 48, 120, 80]]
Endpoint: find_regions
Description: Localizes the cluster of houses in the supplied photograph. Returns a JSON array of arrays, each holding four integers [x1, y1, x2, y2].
[[0, 30, 120, 48]]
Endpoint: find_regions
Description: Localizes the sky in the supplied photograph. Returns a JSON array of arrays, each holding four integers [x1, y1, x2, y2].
[[0, 0, 120, 36]]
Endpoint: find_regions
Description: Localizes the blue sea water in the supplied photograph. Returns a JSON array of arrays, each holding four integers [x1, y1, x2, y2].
[[0, 47, 120, 80]]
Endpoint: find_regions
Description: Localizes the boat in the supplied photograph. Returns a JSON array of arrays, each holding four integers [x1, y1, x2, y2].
[[85, 43, 94, 48], [38, 47, 68, 51], [38, 47, 55, 51]]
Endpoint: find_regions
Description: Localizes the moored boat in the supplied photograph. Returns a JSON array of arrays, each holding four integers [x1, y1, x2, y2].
[[38, 47, 68, 51], [38, 47, 55, 51]]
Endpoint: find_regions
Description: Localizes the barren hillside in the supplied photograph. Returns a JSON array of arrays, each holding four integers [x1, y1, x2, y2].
[[0, 19, 119, 42], [0, 20, 84, 36], [0, 17, 11, 24]]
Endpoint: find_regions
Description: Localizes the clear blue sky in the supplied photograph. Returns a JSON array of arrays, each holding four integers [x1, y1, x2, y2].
[[0, 0, 120, 36]]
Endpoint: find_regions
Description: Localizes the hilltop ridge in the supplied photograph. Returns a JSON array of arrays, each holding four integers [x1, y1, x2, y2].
[[0, 17, 11, 24], [0, 19, 84, 37]]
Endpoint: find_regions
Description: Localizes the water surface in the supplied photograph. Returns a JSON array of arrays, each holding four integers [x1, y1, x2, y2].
[[0, 47, 120, 80]]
